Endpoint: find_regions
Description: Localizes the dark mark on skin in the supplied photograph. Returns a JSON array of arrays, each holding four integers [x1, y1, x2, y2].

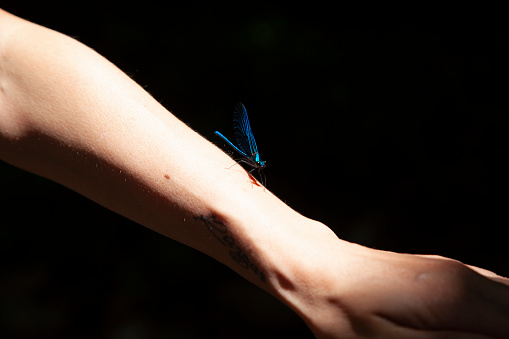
[[194, 214, 266, 282]]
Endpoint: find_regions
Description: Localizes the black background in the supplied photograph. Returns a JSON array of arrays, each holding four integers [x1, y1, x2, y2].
[[1, 3, 508, 338]]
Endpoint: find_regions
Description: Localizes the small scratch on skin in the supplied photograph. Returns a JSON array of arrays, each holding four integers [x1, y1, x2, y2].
[[247, 172, 262, 187]]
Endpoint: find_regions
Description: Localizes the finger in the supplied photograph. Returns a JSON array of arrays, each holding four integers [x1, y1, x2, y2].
[[444, 268, 509, 338], [467, 264, 509, 286], [418, 255, 509, 284], [471, 273, 509, 338]]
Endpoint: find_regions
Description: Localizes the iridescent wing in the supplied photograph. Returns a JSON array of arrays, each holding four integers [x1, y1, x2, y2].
[[214, 102, 265, 172], [233, 102, 259, 159]]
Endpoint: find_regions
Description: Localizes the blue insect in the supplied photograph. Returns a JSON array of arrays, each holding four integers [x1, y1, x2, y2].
[[215, 103, 266, 184]]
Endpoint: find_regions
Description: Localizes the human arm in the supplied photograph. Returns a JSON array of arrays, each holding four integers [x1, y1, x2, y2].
[[1, 9, 508, 338]]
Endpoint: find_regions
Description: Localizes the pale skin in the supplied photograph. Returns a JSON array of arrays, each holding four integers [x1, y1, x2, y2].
[[0, 9, 508, 338]]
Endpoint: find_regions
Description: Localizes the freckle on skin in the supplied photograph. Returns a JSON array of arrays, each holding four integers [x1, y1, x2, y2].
[[164, 174, 170, 179]]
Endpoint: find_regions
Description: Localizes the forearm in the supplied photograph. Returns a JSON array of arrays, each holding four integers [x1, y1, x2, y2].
[[0, 9, 334, 299]]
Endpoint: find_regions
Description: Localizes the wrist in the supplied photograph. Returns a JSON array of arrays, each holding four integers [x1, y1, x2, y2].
[[223, 202, 348, 322], [244, 211, 365, 337]]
